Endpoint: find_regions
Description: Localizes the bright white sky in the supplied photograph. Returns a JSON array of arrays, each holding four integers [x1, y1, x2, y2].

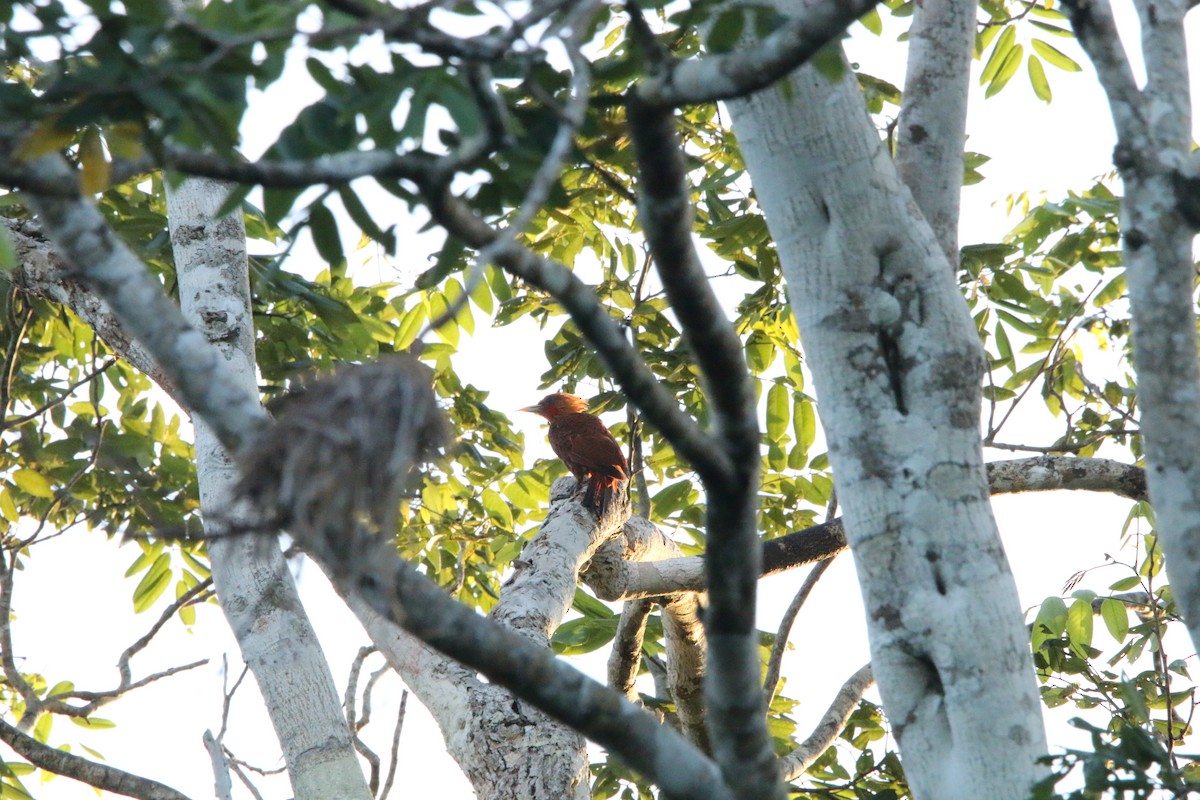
[[11, 3, 1200, 799]]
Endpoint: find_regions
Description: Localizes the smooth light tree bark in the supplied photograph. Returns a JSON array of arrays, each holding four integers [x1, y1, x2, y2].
[[165, 177, 372, 800], [727, 11, 1048, 800], [894, 0, 977, 263]]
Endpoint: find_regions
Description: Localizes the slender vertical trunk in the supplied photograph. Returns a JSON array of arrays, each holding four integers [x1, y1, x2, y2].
[[166, 178, 372, 800], [895, 0, 978, 263]]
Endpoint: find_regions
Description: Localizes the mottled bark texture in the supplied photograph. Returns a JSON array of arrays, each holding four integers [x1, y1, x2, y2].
[[727, 10, 1048, 799], [1065, 0, 1200, 653], [166, 177, 373, 800]]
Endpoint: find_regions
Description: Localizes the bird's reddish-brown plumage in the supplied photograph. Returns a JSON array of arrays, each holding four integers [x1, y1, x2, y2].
[[523, 393, 629, 516]]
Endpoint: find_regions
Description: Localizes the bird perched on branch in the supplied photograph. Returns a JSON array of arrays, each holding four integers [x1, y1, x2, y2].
[[523, 393, 629, 517]]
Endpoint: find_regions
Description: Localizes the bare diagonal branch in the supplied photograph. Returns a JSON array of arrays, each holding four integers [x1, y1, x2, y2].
[[0, 717, 192, 800], [9, 150, 268, 454], [299, 531, 736, 800], [778, 663, 875, 781]]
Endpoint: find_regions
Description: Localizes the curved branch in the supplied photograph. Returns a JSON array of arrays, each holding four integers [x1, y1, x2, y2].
[[160, 144, 430, 190], [763, 556, 837, 704], [609, 598, 653, 700], [638, 0, 882, 107], [627, 93, 775, 800], [421, 185, 726, 482], [985, 456, 1147, 502], [0, 717, 192, 800], [778, 663, 874, 782]]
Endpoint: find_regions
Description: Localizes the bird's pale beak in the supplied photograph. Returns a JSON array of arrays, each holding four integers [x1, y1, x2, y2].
[[520, 405, 544, 416]]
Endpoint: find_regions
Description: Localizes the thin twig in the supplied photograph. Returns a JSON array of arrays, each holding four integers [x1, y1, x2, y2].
[[379, 689, 408, 800], [763, 494, 838, 703]]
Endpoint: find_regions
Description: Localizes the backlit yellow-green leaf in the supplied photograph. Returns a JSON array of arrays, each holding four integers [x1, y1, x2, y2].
[[1031, 38, 1082, 72], [980, 25, 1017, 86], [14, 121, 76, 161], [986, 44, 1024, 98], [1101, 597, 1129, 642], [79, 128, 111, 194], [12, 469, 54, 499], [1027, 55, 1052, 103], [766, 382, 789, 442], [0, 489, 18, 522]]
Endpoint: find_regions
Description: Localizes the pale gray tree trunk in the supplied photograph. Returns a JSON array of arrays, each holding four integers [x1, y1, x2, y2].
[[165, 178, 372, 800], [727, 16, 1047, 800], [894, 0, 977, 262], [1065, 0, 1200, 653]]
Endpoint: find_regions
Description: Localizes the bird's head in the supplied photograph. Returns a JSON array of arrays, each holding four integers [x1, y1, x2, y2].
[[521, 392, 590, 419]]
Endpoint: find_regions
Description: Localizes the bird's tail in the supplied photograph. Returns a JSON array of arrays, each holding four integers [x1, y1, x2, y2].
[[585, 476, 627, 518]]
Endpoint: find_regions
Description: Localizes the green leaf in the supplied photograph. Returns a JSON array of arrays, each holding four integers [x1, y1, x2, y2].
[[70, 717, 116, 730], [552, 616, 617, 655], [1066, 596, 1093, 649], [706, 8, 746, 54], [394, 303, 427, 350], [745, 330, 775, 374], [1109, 575, 1141, 591], [812, 42, 847, 83], [859, 7, 882, 35], [45, 681, 74, 699], [1027, 55, 1052, 103], [1094, 273, 1126, 307], [176, 580, 196, 627], [652, 480, 694, 517], [0, 490, 17, 522], [1100, 597, 1129, 642], [766, 382, 789, 442], [79, 128, 111, 194], [1032, 595, 1068, 650], [32, 713, 51, 743], [793, 395, 816, 452], [504, 473, 546, 510], [481, 488, 513, 529], [339, 186, 395, 252], [0, 226, 16, 273], [132, 553, 172, 613], [985, 44, 1024, 98], [12, 469, 54, 499], [308, 202, 344, 266], [1031, 39, 1082, 72], [980, 25, 1017, 86]]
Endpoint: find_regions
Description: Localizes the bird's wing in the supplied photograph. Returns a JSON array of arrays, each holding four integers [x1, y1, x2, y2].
[[548, 415, 629, 480]]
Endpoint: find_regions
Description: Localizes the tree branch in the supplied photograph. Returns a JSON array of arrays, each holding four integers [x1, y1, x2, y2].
[[894, 0, 977, 264], [626, 92, 777, 800], [588, 518, 710, 749], [609, 598, 653, 700], [588, 456, 1147, 600], [5, 218, 176, 400], [778, 663, 875, 782], [1065, 0, 1200, 651], [763, 556, 837, 704], [0, 717, 192, 800], [297, 530, 736, 800], [637, 0, 882, 107], [8, 150, 267, 454]]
